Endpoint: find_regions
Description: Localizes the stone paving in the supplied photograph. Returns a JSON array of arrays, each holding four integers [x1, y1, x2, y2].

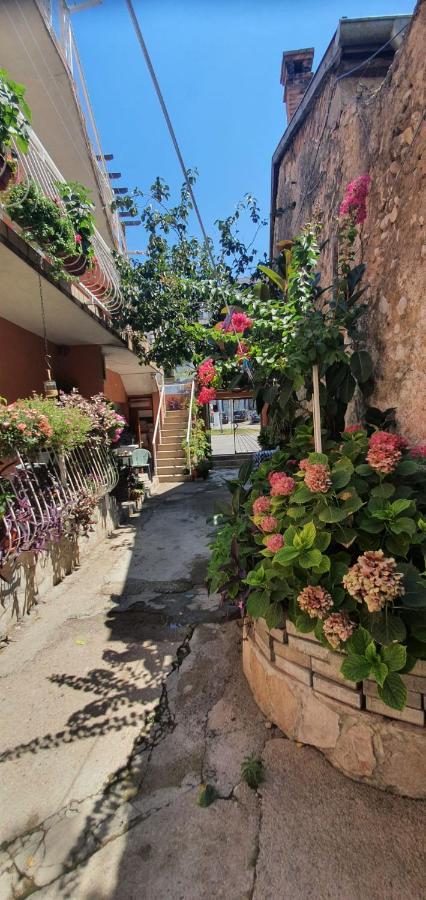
[[0, 472, 425, 898]]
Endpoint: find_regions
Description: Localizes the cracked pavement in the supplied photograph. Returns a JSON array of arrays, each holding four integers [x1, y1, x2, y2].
[[1, 473, 425, 899]]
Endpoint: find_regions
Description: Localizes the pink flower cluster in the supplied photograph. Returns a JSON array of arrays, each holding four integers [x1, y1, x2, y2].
[[344, 424, 364, 434], [366, 431, 406, 475], [343, 549, 404, 612], [301, 461, 332, 493], [197, 357, 218, 405], [323, 611, 355, 649], [217, 311, 253, 334], [297, 585, 333, 620], [252, 495, 271, 516], [264, 533, 284, 553], [268, 471, 295, 497], [410, 444, 426, 459], [236, 341, 251, 360], [259, 515, 279, 533], [339, 175, 371, 225]]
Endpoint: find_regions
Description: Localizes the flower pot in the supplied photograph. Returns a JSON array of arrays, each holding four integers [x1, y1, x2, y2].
[[79, 260, 110, 300]]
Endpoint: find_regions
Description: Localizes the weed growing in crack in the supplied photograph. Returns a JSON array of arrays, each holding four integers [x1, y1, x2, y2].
[[197, 784, 218, 807], [241, 754, 264, 790]]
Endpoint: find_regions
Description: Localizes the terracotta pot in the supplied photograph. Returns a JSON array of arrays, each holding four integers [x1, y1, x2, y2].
[[80, 260, 111, 300]]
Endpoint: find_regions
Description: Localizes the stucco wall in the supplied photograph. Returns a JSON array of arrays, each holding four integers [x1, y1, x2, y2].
[[272, 1, 426, 440], [104, 368, 129, 419]]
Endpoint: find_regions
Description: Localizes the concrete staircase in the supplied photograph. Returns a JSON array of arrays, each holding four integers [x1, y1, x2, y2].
[[156, 409, 189, 483]]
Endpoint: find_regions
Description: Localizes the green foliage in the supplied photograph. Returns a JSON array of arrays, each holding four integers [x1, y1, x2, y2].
[[115, 174, 266, 371], [55, 180, 95, 261], [6, 180, 77, 277], [0, 67, 31, 154], [241, 754, 264, 789], [184, 410, 211, 468]]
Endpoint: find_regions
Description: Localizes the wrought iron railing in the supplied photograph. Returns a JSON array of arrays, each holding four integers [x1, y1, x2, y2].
[[0, 443, 118, 570]]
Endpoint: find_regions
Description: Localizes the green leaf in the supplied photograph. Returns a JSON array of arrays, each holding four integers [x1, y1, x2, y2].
[[246, 590, 270, 619], [345, 626, 371, 656], [292, 485, 315, 504], [365, 640, 379, 663], [381, 643, 407, 672], [355, 464, 374, 476], [335, 526, 357, 547], [358, 515, 384, 534], [314, 532, 331, 552], [396, 459, 418, 476], [298, 522, 316, 549], [265, 602, 283, 630], [245, 565, 266, 587], [410, 623, 426, 643], [329, 560, 349, 586], [298, 549, 323, 568], [340, 655, 372, 682], [350, 350, 373, 383], [399, 564, 426, 608], [390, 499, 412, 516], [307, 452, 329, 465], [312, 555, 331, 575], [368, 613, 407, 645], [258, 264, 286, 293], [371, 660, 389, 687], [318, 506, 348, 523], [295, 613, 315, 633], [238, 459, 254, 486], [331, 466, 352, 490], [390, 517, 416, 537], [378, 673, 407, 710], [385, 533, 410, 557], [274, 546, 301, 566], [286, 505, 307, 520], [371, 483, 395, 499]]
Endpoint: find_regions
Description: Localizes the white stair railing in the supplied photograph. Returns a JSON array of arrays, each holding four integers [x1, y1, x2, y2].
[[152, 384, 166, 476], [184, 380, 195, 475]]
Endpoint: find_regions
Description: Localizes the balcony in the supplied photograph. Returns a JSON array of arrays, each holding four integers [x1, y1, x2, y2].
[[0, 125, 123, 317]]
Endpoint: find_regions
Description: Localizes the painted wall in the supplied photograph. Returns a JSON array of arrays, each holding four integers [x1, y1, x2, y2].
[[104, 368, 129, 419], [272, 1, 426, 440]]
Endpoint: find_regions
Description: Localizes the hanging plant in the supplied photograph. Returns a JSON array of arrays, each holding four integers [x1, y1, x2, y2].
[[55, 180, 96, 274], [0, 68, 31, 191], [5, 180, 77, 279]]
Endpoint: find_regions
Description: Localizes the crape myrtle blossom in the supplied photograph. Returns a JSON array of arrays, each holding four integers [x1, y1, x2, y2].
[[197, 386, 217, 405], [297, 585, 333, 620], [197, 358, 217, 385], [216, 311, 253, 334], [323, 612, 355, 649], [343, 549, 404, 613], [339, 174, 371, 225]]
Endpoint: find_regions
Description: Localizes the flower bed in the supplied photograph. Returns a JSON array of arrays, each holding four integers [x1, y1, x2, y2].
[[244, 615, 426, 797]]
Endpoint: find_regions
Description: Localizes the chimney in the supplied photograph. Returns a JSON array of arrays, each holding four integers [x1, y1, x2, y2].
[[280, 48, 314, 123]]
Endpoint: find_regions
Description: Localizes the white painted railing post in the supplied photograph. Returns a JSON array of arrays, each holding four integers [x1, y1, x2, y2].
[[152, 384, 165, 477], [185, 380, 195, 475]]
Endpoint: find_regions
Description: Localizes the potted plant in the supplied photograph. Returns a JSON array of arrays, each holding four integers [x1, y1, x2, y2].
[[5, 180, 77, 278], [0, 68, 31, 191], [55, 180, 96, 276], [184, 412, 211, 478]]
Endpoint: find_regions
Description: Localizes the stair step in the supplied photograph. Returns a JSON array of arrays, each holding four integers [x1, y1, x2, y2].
[[157, 465, 187, 475], [158, 474, 190, 483]]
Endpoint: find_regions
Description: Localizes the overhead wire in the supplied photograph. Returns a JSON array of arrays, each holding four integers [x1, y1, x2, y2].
[[124, 0, 252, 375]]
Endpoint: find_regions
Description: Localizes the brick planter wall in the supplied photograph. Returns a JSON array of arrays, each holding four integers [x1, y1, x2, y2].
[[243, 617, 426, 798]]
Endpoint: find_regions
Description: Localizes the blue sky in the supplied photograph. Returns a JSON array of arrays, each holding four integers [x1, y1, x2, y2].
[[72, 0, 415, 258]]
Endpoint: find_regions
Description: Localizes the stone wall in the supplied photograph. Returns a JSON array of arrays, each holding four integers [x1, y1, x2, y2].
[[272, 0, 426, 440], [0, 494, 120, 637], [243, 617, 426, 798]]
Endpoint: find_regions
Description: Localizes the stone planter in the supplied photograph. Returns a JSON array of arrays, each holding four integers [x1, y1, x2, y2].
[[243, 616, 426, 798]]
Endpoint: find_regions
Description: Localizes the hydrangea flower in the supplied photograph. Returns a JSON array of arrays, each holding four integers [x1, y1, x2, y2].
[[366, 432, 406, 474], [270, 474, 295, 497], [264, 533, 284, 553], [259, 515, 279, 533], [252, 496, 271, 516], [343, 550, 404, 612], [304, 463, 331, 493], [323, 612, 355, 649], [297, 585, 333, 620], [411, 444, 426, 458], [344, 424, 364, 433]]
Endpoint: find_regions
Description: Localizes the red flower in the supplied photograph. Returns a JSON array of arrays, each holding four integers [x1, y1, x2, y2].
[[197, 386, 217, 405], [344, 424, 364, 434], [75, 233, 82, 244], [411, 444, 426, 458], [339, 174, 371, 224]]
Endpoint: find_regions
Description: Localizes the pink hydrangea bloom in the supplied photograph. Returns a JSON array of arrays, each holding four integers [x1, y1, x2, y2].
[[339, 174, 371, 224], [297, 586, 333, 620], [366, 432, 406, 474], [304, 463, 331, 493], [265, 533, 284, 553], [270, 474, 295, 497], [343, 550, 404, 612], [323, 612, 355, 649], [411, 444, 426, 458], [344, 424, 364, 433], [252, 496, 271, 516], [259, 515, 279, 533]]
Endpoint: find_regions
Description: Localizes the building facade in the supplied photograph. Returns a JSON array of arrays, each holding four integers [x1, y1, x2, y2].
[[271, 3, 425, 440]]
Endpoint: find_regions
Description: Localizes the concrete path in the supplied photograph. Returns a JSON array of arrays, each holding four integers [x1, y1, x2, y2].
[[0, 473, 424, 899]]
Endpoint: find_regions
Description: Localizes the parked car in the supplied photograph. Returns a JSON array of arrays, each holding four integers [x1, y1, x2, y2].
[[221, 413, 229, 425], [250, 412, 260, 423], [233, 410, 247, 422]]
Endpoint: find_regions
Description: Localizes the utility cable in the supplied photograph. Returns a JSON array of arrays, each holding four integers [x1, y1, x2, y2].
[[124, 0, 252, 374]]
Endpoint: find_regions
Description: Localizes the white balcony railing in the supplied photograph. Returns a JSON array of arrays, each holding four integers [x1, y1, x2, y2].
[[1, 126, 123, 315]]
